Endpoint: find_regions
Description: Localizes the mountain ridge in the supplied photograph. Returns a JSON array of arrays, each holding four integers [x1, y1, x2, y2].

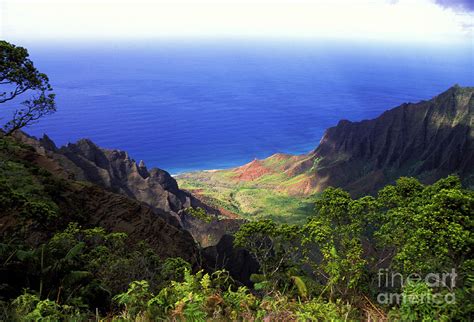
[[177, 85, 474, 221], [303, 84, 473, 195], [0, 133, 200, 265], [13, 131, 241, 246]]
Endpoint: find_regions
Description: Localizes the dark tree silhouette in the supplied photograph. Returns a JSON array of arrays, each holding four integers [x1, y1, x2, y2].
[[0, 41, 56, 134]]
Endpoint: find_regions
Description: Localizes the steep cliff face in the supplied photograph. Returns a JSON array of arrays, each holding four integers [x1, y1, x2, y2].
[[303, 85, 473, 195], [51, 139, 189, 211], [238, 85, 474, 196]]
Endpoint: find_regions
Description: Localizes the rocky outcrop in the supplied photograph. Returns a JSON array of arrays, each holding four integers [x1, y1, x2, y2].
[[0, 134, 200, 265], [179, 214, 243, 248], [54, 139, 191, 215], [18, 135, 221, 226], [15, 132, 232, 246]]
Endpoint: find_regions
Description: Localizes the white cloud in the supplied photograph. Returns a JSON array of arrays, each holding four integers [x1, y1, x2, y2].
[[1, 0, 472, 44]]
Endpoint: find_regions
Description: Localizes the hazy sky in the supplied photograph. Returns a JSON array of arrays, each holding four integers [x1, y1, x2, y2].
[[1, 0, 473, 44]]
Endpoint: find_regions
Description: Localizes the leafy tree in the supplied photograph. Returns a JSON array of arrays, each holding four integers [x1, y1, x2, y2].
[[301, 188, 373, 300], [376, 176, 473, 275], [0, 41, 55, 134], [234, 219, 300, 290]]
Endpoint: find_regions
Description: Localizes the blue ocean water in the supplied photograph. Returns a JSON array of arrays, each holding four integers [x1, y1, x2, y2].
[[3, 40, 473, 174]]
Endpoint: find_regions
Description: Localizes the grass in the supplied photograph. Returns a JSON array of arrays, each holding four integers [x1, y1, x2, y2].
[[0, 138, 48, 199], [177, 170, 317, 224], [232, 187, 315, 224], [261, 154, 293, 168]]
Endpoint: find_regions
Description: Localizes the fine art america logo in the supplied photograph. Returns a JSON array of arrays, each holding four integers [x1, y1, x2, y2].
[[376, 269, 457, 305]]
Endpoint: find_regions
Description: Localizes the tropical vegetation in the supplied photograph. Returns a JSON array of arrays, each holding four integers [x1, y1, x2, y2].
[[1, 134, 472, 320]]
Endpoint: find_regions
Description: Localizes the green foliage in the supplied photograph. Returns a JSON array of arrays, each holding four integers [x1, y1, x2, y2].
[[0, 137, 472, 322], [295, 298, 356, 321], [0, 179, 26, 209], [177, 173, 316, 224], [376, 176, 473, 275], [0, 137, 68, 233], [185, 206, 214, 223], [0, 40, 56, 133], [113, 280, 152, 319], [0, 221, 193, 318], [113, 269, 255, 320], [291, 275, 308, 299], [12, 291, 83, 321], [230, 175, 472, 320], [11, 292, 39, 318], [114, 270, 357, 321], [398, 281, 440, 321], [234, 219, 300, 289], [19, 200, 59, 221], [387, 281, 457, 321], [160, 257, 192, 282], [301, 187, 370, 300]]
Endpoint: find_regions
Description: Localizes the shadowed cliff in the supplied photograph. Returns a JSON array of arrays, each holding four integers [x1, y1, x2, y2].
[[305, 85, 473, 195]]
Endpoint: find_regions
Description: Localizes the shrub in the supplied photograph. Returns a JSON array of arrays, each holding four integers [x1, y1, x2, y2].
[[186, 207, 214, 223], [12, 291, 83, 321], [19, 200, 59, 221], [113, 280, 153, 319], [296, 298, 356, 321]]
